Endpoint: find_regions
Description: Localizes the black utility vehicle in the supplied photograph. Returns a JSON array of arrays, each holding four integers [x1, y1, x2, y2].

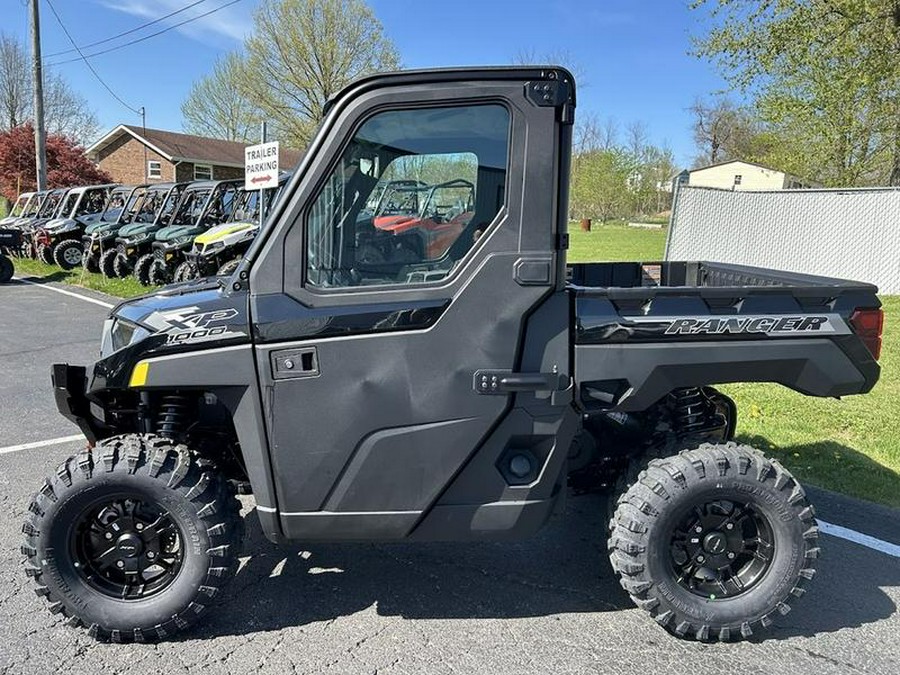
[[27, 68, 882, 645]]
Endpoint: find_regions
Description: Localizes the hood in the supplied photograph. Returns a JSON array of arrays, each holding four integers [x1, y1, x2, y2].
[[43, 217, 77, 233], [118, 221, 162, 239], [84, 219, 120, 236], [155, 224, 204, 242], [111, 281, 250, 355], [194, 221, 257, 246]]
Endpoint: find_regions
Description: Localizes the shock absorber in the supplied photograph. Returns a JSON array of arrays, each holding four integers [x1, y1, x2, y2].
[[156, 394, 190, 439], [669, 387, 709, 434]]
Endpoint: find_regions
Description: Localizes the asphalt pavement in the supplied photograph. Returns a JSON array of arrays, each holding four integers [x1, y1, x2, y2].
[[0, 277, 898, 675]]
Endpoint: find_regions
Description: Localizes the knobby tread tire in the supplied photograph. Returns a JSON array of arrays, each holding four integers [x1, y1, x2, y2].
[[52, 240, 84, 270], [98, 248, 118, 279], [37, 244, 54, 265], [22, 434, 243, 642], [112, 253, 131, 278], [133, 253, 154, 286], [608, 442, 819, 642], [216, 258, 240, 277]]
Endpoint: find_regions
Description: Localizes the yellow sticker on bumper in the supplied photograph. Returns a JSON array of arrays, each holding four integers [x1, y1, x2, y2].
[[129, 361, 149, 387]]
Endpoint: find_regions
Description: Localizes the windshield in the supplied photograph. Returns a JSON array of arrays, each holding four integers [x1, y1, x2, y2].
[[229, 190, 262, 223], [23, 194, 44, 217], [38, 191, 63, 218], [77, 188, 109, 216], [99, 188, 130, 221], [11, 194, 31, 217], [133, 187, 168, 223], [170, 188, 212, 226], [119, 187, 147, 225], [156, 185, 185, 225], [59, 191, 80, 219]]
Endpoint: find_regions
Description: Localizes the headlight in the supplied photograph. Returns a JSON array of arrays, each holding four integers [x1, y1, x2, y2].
[[55, 221, 77, 234], [100, 318, 152, 358], [203, 241, 225, 253]]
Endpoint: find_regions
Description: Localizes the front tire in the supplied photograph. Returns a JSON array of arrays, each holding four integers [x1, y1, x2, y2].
[[22, 435, 243, 642], [52, 239, 84, 270], [134, 253, 154, 285], [37, 244, 54, 265], [99, 248, 118, 278], [608, 442, 818, 641], [112, 253, 132, 278]]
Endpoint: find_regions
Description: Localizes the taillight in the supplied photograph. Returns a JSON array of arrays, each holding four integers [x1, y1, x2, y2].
[[850, 308, 884, 360]]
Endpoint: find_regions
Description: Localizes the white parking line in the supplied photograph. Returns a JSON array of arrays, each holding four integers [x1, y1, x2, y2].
[[14, 277, 114, 309], [0, 434, 85, 456], [818, 519, 900, 558]]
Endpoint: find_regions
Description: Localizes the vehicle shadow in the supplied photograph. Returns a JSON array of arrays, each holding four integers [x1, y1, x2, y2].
[[737, 433, 900, 513], [189, 491, 898, 642]]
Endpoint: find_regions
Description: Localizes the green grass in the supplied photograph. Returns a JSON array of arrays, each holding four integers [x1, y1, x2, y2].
[[12, 257, 150, 298], [570, 221, 900, 507], [569, 221, 668, 262]]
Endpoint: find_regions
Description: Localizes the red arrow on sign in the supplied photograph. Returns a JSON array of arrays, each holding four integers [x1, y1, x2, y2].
[[250, 175, 272, 184]]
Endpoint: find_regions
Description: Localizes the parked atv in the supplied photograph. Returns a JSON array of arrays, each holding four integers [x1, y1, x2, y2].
[[81, 185, 148, 274], [0, 191, 37, 227], [21, 188, 69, 261], [181, 173, 291, 279], [106, 182, 188, 280], [32, 184, 116, 269], [374, 178, 475, 259], [141, 179, 241, 286]]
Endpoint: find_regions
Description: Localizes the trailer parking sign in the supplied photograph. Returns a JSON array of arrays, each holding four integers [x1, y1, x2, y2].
[[244, 141, 279, 190]]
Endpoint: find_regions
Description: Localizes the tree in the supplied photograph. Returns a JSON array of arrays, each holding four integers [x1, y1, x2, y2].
[[0, 33, 99, 144], [690, 97, 758, 167], [182, 52, 261, 143], [691, 0, 900, 186], [236, 0, 400, 147], [569, 148, 634, 222], [0, 123, 112, 202]]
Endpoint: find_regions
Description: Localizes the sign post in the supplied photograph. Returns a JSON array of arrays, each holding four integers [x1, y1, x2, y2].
[[245, 131, 279, 229]]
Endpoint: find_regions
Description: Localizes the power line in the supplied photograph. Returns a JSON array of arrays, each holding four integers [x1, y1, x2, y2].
[[44, 0, 210, 59], [44, 0, 141, 115], [47, 0, 244, 67]]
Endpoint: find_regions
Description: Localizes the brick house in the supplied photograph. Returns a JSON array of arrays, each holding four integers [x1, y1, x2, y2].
[[86, 125, 303, 185]]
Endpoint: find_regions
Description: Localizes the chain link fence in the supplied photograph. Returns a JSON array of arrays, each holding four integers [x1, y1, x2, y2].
[[665, 185, 900, 293]]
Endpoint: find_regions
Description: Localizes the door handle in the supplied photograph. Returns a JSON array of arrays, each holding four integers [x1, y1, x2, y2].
[[271, 347, 319, 380], [473, 369, 564, 394]]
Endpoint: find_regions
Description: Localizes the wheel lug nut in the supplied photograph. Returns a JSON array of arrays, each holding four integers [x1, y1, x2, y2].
[[697, 555, 705, 563], [116, 560, 124, 568], [147, 551, 155, 559], [726, 523, 734, 530], [105, 533, 113, 540], [136, 523, 143, 531], [695, 526, 703, 533], [727, 552, 735, 559]]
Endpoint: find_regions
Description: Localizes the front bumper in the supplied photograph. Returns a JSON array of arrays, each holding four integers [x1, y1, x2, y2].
[[51, 363, 99, 443]]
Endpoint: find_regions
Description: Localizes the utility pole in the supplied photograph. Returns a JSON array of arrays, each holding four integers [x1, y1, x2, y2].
[[141, 107, 148, 181], [259, 121, 267, 231], [29, 0, 47, 191]]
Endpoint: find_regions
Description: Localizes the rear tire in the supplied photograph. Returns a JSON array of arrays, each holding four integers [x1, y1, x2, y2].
[[22, 434, 243, 642], [134, 254, 154, 286], [52, 240, 84, 270], [99, 248, 118, 278], [608, 442, 818, 642]]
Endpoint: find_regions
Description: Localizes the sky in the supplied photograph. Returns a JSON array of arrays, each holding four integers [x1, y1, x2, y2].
[[9, 0, 729, 167]]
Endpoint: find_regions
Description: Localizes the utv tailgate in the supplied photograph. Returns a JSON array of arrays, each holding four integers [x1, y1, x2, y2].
[[569, 261, 881, 411]]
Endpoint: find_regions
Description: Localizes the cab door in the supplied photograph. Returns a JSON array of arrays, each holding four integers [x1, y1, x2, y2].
[[248, 70, 576, 540]]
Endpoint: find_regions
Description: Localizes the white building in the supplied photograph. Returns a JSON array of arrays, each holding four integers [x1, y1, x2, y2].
[[688, 160, 819, 191]]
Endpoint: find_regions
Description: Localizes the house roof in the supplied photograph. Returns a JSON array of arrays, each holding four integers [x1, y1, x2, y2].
[[86, 125, 304, 170], [690, 159, 786, 174]]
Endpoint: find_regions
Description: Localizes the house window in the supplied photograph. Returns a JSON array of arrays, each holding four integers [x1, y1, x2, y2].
[[194, 164, 213, 180], [147, 160, 161, 179], [734, 174, 743, 186]]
